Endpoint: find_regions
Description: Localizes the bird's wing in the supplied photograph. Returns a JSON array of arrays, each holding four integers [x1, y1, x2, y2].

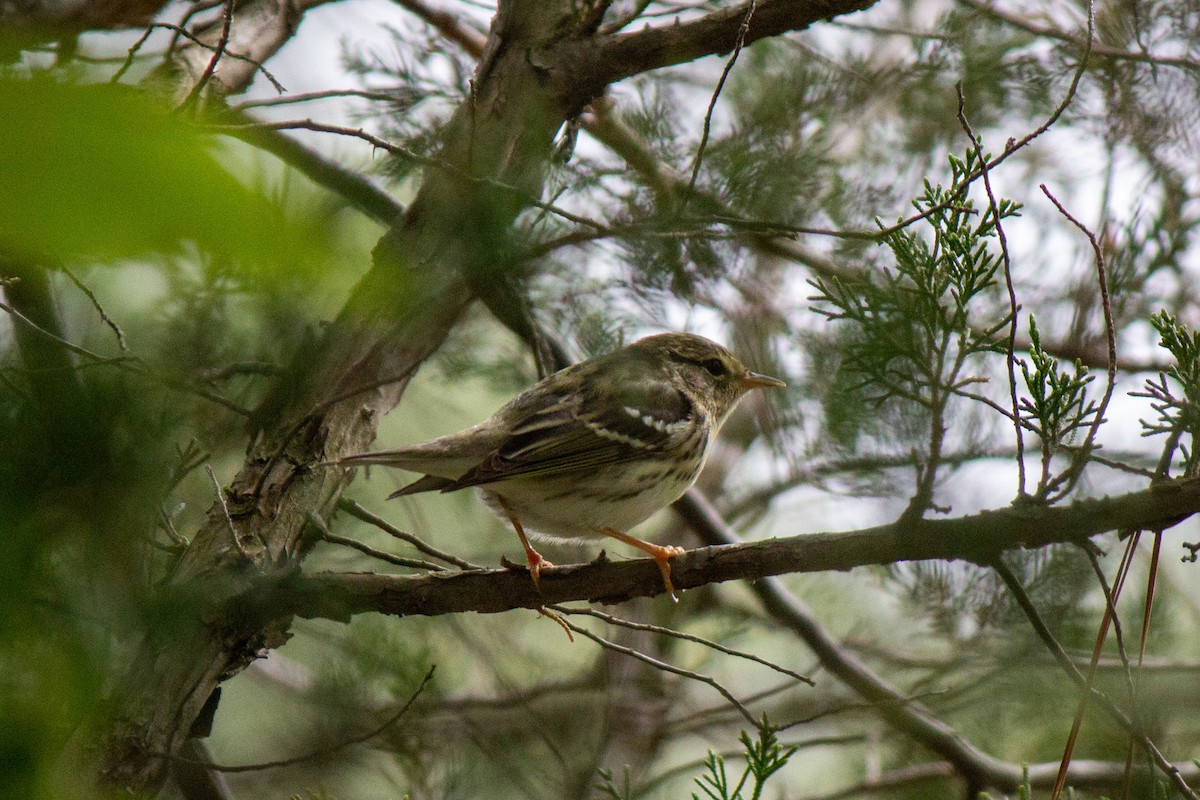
[[444, 368, 696, 491]]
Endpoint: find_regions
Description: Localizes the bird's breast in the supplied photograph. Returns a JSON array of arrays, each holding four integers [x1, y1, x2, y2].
[[478, 451, 706, 542]]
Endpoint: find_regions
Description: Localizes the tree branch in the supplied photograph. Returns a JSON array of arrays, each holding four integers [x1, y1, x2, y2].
[[567, 0, 879, 98], [674, 491, 1199, 794], [277, 476, 1200, 620]]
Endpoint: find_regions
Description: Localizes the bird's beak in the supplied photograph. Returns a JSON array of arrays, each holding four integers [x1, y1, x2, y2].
[[740, 371, 786, 390]]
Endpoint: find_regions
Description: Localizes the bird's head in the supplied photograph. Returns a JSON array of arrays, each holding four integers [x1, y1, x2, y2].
[[630, 332, 785, 423]]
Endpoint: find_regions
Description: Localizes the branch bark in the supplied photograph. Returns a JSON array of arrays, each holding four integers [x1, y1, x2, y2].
[[565, 0, 878, 98], [277, 476, 1199, 619]]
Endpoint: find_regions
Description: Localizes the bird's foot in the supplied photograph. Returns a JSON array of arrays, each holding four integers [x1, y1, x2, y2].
[[648, 544, 685, 602], [525, 548, 554, 590], [599, 528, 685, 602], [536, 606, 574, 642]]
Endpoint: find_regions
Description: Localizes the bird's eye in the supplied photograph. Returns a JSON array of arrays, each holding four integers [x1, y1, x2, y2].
[[701, 358, 727, 377]]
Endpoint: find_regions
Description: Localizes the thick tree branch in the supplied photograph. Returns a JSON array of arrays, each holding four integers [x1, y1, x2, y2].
[[277, 476, 1199, 619], [567, 0, 878, 98], [215, 109, 404, 225]]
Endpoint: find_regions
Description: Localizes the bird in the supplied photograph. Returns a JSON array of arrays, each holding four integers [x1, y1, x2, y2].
[[331, 332, 785, 598]]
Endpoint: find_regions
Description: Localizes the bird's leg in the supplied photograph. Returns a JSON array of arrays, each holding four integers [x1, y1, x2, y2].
[[497, 497, 553, 588], [598, 528, 685, 601]]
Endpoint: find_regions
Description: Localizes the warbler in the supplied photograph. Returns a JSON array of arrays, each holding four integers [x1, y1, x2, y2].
[[333, 332, 784, 597]]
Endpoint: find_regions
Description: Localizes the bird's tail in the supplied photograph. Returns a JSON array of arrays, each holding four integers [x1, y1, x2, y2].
[[387, 474, 456, 499], [326, 450, 415, 468], [322, 448, 468, 498]]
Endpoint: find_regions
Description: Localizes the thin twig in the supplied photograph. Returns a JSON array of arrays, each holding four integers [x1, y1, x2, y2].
[[556, 606, 815, 686], [168, 0, 226, 58], [231, 88, 404, 110], [1039, 184, 1118, 501], [205, 464, 248, 559], [955, 84, 1025, 498], [0, 299, 251, 416], [1081, 545, 1134, 694], [214, 110, 402, 225], [774, 688, 953, 733], [110, 22, 286, 92], [561, 617, 758, 728], [321, 532, 441, 571], [681, 0, 756, 212], [310, 513, 445, 571], [336, 498, 482, 570], [110, 26, 157, 83], [176, 0, 235, 114], [206, 118, 609, 231], [61, 267, 128, 351]]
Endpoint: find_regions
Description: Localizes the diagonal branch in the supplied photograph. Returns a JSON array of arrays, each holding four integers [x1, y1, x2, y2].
[[673, 492, 1199, 794]]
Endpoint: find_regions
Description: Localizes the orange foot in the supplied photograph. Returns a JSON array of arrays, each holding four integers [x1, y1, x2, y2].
[[537, 607, 574, 642], [497, 497, 552, 591], [525, 548, 555, 590], [599, 528, 686, 602]]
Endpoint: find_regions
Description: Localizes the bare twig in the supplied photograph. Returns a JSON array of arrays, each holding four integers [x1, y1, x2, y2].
[[112, 23, 286, 91], [556, 605, 815, 686], [206, 118, 609, 232], [681, 0, 756, 211], [231, 88, 404, 110], [213, 109, 402, 225], [176, 0, 235, 114], [0, 299, 251, 416], [1081, 545, 1134, 694], [110, 26, 158, 84], [61, 267, 128, 351], [205, 464, 248, 560], [336, 498, 481, 570], [311, 514, 446, 571], [956, 84, 1025, 497], [1039, 184, 1118, 501], [168, 0, 226, 58], [561, 617, 759, 728]]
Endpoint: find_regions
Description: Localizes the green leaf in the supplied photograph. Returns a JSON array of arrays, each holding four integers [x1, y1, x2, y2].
[[0, 76, 317, 269]]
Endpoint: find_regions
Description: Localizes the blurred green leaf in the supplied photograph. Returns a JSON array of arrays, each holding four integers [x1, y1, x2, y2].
[[0, 76, 312, 267]]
